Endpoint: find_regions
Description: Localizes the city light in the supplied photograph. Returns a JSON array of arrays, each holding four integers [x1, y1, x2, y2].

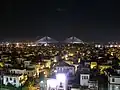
[[54, 59, 57, 62], [16, 43, 19, 47], [47, 79, 58, 88], [40, 81, 44, 84], [69, 53, 74, 56], [54, 70, 57, 73], [44, 43, 47, 46], [110, 45, 113, 47], [65, 54, 68, 58], [6, 43, 9, 46], [56, 73, 66, 83]]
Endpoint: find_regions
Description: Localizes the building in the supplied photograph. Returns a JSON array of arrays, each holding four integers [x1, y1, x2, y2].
[[88, 78, 98, 90], [80, 68, 90, 86], [79, 64, 98, 89], [3, 73, 27, 87], [9, 69, 26, 75], [105, 68, 120, 90], [24, 60, 31, 67], [46, 73, 67, 90], [55, 61, 75, 76], [105, 68, 120, 84], [9, 67, 36, 78]]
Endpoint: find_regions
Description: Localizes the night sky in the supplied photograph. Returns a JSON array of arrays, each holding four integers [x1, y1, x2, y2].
[[0, 0, 120, 42]]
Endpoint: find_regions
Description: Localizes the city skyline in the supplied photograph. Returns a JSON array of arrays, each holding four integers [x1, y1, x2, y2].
[[1, 36, 120, 43]]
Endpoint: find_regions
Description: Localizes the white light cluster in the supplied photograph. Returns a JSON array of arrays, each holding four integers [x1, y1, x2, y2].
[[56, 73, 66, 83], [47, 79, 58, 88]]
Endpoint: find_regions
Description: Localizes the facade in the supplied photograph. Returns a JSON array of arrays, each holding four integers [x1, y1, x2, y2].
[[9, 68, 36, 77], [55, 61, 75, 75], [9, 69, 26, 75], [109, 76, 120, 84], [80, 74, 90, 86], [4, 63, 13, 67], [47, 74, 67, 90], [24, 60, 31, 67], [79, 68, 98, 90], [105, 69, 120, 84], [88, 80, 98, 90], [105, 68, 120, 90], [108, 84, 120, 90], [3, 74, 27, 87]]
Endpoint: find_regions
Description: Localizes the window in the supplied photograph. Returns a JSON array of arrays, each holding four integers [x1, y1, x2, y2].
[[6, 77, 8, 81], [59, 82, 63, 88], [10, 77, 12, 81], [112, 85, 114, 89], [14, 78, 16, 83], [112, 78, 115, 82], [85, 76, 88, 79], [82, 76, 88, 79]]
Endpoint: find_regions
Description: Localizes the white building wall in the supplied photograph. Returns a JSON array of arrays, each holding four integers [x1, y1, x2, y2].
[[80, 74, 90, 86], [56, 66, 75, 75], [108, 84, 120, 90], [109, 77, 120, 84], [3, 76, 20, 87], [116, 70, 120, 74], [71, 88, 80, 90]]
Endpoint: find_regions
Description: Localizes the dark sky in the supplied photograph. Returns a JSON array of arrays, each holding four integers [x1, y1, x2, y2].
[[0, 0, 120, 42]]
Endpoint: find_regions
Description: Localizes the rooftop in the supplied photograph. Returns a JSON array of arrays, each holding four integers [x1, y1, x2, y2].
[[26, 67, 35, 70], [105, 68, 120, 77], [113, 66, 120, 69], [4, 73, 23, 77], [56, 60, 74, 67], [80, 68, 90, 74]]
